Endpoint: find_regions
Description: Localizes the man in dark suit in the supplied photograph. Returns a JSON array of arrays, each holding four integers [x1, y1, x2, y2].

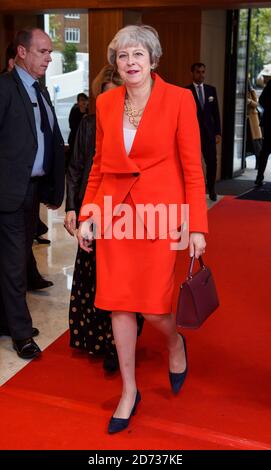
[[187, 63, 221, 201], [255, 79, 271, 186], [1, 41, 54, 292], [0, 28, 65, 359]]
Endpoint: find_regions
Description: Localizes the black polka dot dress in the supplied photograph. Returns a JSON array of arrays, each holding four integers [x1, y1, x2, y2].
[[69, 241, 116, 356]]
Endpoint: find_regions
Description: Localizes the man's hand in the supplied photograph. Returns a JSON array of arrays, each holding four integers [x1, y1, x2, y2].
[[64, 210, 77, 236], [215, 135, 221, 145]]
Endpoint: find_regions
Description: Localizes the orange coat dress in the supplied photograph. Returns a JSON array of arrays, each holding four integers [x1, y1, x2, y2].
[[79, 73, 208, 314]]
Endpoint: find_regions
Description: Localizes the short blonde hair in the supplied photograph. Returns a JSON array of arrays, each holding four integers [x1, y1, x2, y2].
[[91, 64, 122, 99], [107, 24, 162, 69]]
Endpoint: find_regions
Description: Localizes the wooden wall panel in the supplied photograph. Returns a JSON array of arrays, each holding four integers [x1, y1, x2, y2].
[[0, 0, 271, 13], [0, 15, 13, 70], [0, 14, 39, 70], [88, 9, 124, 111], [142, 9, 201, 87]]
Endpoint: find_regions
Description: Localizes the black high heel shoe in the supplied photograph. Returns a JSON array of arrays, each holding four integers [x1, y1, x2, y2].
[[169, 335, 188, 394], [108, 390, 141, 434]]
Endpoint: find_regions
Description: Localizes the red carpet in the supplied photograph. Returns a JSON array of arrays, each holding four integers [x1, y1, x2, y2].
[[1, 197, 271, 450]]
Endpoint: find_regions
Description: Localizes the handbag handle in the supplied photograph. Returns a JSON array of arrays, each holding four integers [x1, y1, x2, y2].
[[188, 256, 205, 279]]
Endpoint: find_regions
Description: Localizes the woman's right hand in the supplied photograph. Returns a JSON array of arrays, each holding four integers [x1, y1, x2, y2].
[[64, 210, 77, 236], [77, 219, 94, 253]]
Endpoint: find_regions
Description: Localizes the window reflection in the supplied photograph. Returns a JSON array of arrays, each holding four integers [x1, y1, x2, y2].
[[44, 12, 89, 143]]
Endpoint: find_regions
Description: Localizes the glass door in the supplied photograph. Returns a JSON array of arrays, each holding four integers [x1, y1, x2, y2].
[[221, 9, 251, 178], [233, 9, 250, 174]]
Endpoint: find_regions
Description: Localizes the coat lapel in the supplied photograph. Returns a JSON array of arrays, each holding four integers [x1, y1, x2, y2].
[[41, 85, 53, 109], [11, 68, 37, 141], [101, 74, 168, 175], [128, 73, 165, 160], [100, 85, 141, 175], [41, 84, 58, 134], [189, 83, 207, 115], [203, 84, 209, 105], [190, 84, 198, 103], [188, 84, 199, 107]]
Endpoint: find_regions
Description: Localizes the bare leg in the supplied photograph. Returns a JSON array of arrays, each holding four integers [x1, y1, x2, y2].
[[142, 313, 186, 373], [111, 311, 185, 419], [111, 311, 138, 418]]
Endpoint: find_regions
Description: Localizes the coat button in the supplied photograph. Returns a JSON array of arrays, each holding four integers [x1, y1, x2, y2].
[[132, 172, 140, 177]]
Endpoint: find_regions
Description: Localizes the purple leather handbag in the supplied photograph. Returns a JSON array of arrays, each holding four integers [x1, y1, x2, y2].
[[176, 256, 219, 328]]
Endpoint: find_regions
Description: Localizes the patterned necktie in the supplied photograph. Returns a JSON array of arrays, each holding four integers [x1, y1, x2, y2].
[[32, 81, 53, 174], [197, 85, 204, 109]]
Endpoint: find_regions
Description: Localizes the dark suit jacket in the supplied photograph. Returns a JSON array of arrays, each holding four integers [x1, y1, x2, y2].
[[186, 83, 221, 143], [259, 79, 271, 132], [0, 68, 65, 212], [66, 114, 96, 212]]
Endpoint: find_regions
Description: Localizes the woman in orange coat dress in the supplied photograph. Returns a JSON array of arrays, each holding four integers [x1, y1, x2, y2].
[[78, 25, 208, 433]]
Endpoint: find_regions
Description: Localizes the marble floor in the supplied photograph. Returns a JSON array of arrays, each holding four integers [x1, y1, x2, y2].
[[1, 153, 269, 386], [0, 203, 77, 385]]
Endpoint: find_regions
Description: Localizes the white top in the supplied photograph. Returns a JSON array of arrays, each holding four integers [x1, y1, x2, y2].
[[123, 127, 137, 155]]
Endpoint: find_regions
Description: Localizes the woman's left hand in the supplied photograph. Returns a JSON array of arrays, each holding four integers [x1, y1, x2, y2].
[[189, 232, 206, 258], [77, 219, 94, 253]]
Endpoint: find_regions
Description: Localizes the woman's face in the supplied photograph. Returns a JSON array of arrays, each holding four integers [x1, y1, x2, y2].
[[116, 43, 152, 88]]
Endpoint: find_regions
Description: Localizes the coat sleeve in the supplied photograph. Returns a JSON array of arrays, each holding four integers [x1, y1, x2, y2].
[[247, 89, 258, 109], [66, 117, 89, 212], [0, 78, 9, 128], [65, 115, 96, 212], [177, 89, 208, 233], [39, 88, 65, 208], [79, 100, 103, 221], [259, 80, 271, 111]]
